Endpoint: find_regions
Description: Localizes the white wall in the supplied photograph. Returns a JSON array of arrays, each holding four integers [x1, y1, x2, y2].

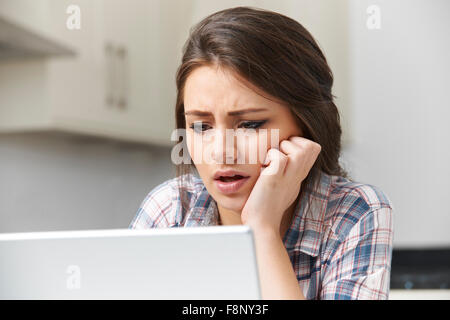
[[0, 133, 174, 232], [341, 0, 450, 248]]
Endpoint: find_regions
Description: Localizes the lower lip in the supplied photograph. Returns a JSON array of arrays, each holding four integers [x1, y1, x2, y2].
[[214, 177, 250, 194]]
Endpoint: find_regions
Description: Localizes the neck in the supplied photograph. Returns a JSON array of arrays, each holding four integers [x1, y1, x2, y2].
[[217, 205, 242, 225]]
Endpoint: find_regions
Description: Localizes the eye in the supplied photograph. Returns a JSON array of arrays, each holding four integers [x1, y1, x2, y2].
[[239, 120, 267, 129], [189, 122, 211, 133]]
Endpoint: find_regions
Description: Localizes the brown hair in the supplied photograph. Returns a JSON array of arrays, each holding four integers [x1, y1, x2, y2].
[[173, 6, 350, 215]]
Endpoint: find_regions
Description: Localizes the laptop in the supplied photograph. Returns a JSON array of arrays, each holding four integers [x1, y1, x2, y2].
[[0, 225, 261, 299]]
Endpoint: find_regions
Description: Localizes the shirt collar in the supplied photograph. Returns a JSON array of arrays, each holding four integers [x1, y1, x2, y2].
[[183, 171, 333, 257], [183, 188, 220, 227]]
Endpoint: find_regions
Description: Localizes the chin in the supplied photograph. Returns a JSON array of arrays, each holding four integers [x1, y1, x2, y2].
[[214, 193, 247, 212]]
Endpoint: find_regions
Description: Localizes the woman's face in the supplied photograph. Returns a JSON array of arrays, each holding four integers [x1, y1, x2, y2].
[[183, 65, 302, 213]]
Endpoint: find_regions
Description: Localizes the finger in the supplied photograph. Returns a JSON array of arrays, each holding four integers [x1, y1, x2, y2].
[[288, 136, 309, 146], [280, 139, 305, 176], [289, 136, 321, 153], [289, 137, 322, 159], [260, 148, 288, 177], [279, 139, 301, 156], [283, 139, 321, 179]]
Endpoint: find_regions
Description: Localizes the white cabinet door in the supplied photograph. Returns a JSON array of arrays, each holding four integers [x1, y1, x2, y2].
[[49, 0, 191, 146], [96, 0, 167, 145], [97, 0, 193, 146], [0, 0, 194, 146], [46, 0, 106, 129]]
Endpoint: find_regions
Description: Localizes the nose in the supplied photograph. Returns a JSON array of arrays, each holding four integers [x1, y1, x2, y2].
[[210, 128, 237, 164]]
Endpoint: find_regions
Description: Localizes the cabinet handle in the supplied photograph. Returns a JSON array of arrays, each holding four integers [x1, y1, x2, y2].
[[116, 46, 128, 110], [104, 42, 115, 107]]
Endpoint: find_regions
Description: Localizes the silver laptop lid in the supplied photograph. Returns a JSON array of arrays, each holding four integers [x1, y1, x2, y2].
[[0, 225, 261, 299]]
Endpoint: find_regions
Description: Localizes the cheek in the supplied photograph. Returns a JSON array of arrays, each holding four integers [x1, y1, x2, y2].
[[186, 133, 193, 160], [186, 132, 202, 164], [234, 131, 269, 165], [244, 130, 278, 165], [186, 135, 209, 180], [257, 132, 271, 164], [277, 116, 303, 141], [195, 163, 210, 183]]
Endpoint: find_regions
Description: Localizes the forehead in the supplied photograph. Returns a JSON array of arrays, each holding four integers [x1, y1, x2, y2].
[[183, 65, 282, 113]]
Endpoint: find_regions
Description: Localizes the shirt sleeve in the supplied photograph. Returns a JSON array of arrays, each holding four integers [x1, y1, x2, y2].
[[128, 180, 175, 229], [320, 205, 394, 300]]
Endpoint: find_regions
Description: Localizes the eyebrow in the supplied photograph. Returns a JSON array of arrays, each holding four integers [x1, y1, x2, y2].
[[183, 108, 269, 117]]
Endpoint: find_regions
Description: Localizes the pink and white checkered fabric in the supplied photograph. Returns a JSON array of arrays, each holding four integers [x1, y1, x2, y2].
[[130, 171, 394, 299]]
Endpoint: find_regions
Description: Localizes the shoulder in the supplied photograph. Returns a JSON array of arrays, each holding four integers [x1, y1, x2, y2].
[[319, 175, 394, 299], [324, 175, 394, 242], [129, 173, 205, 229]]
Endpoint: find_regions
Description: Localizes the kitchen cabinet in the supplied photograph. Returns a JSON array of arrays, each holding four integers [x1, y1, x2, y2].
[[0, 0, 193, 146], [0, 0, 52, 36]]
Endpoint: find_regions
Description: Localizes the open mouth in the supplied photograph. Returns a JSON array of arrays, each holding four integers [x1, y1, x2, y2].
[[217, 175, 247, 182], [214, 174, 250, 194]]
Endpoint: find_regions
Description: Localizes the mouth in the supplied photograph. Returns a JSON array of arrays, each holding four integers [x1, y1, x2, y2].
[[213, 169, 250, 181], [213, 173, 250, 194], [216, 175, 247, 182]]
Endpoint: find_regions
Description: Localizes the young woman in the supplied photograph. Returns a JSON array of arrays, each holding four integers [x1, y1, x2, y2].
[[129, 7, 393, 300]]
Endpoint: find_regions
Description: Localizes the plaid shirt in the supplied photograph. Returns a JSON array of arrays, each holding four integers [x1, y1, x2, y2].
[[129, 171, 394, 300]]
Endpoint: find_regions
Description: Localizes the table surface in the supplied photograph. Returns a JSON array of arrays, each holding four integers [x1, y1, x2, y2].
[[389, 289, 450, 300]]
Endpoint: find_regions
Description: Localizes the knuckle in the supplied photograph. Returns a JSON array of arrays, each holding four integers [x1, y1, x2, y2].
[[280, 140, 289, 149], [270, 147, 280, 154], [266, 148, 276, 158], [289, 136, 303, 143], [305, 140, 321, 151]]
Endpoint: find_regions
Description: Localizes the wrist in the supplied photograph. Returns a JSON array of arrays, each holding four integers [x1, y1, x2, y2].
[[247, 222, 280, 241]]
